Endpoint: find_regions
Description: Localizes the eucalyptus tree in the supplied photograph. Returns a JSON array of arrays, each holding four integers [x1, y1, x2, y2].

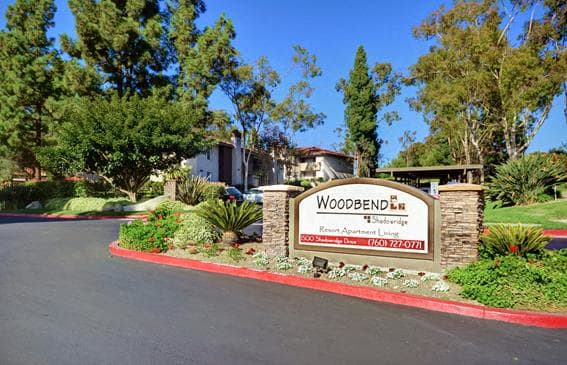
[[220, 46, 325, 191], [409, 0, 566, 172]]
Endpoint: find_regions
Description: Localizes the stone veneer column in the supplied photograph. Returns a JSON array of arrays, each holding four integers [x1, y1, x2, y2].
[[438, 184, 484, 270], [260, 185, 304, 256]]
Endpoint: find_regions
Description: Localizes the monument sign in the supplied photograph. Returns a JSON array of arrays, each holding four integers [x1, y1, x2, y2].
[[293, 178, 435, 260]]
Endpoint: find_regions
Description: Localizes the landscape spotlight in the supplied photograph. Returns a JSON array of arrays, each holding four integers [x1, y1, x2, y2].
[[312, 256, 328, 271]]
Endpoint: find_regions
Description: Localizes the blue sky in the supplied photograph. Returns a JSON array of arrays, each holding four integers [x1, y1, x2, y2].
[[1, 0, 565, 162]]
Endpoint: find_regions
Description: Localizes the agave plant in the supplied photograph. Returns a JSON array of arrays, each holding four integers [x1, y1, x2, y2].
[[480, 224, 550, 258], [487, 154, 567, 206], [195, 200, 263, 245], [177, 176, 210, 206]]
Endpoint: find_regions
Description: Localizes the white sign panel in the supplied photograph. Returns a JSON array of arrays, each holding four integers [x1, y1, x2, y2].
[[298, 183, 429, 254]]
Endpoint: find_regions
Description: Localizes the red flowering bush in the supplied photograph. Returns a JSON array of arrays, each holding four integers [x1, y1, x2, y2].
[[119, 207, 180, 253]]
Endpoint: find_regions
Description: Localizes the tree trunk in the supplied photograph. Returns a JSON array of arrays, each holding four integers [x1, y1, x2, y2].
[[34, 109, 42, 181], [222, 231, 239, 245], [242, 129, 247, 191], [244, 152, 250, 192], [126, 191, 137, 203], [356, 152, 362, 177]]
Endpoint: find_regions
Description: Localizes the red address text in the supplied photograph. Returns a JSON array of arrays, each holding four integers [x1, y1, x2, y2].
[[300, 234, 425, 251]]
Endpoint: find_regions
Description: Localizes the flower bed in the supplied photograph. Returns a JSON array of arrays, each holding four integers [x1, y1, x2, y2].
[[163, 242, 468, 303], [118, 211, 567, 313]]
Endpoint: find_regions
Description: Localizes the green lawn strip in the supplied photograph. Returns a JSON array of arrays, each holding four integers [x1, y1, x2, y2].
[[484, 200, 567, 229]]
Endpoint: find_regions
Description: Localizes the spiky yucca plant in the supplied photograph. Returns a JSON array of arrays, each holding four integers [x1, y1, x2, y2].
[[177, 176, 210, 206], [480, 224, 550, 258], [487, 154, 567, 206], [195, 200, 263, 245]]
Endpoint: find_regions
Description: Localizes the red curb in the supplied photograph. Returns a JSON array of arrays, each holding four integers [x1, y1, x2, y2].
[[0, 212, 145, 220], [543, 229, 567, 237], [109, 241, 567, 329]]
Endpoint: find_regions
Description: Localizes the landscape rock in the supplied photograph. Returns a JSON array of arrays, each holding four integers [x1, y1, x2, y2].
[[25, 201, 43, 209]]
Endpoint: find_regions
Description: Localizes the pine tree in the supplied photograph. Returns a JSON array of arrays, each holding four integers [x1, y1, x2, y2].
[[337, 46, 399, 177], [0, 0, 61, 180], [62, 0, 170, 97]]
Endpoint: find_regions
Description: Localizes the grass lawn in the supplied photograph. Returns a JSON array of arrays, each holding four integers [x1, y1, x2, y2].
[[484, 200, 567, 229]]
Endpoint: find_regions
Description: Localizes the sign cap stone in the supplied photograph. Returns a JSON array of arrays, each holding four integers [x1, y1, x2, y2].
[[258, 184, 304, 192]]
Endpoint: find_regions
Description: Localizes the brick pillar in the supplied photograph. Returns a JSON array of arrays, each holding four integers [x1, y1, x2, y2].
[[260, 185, 304, 257], [164, 180, 177, 201], [439, 184, 484, 270]]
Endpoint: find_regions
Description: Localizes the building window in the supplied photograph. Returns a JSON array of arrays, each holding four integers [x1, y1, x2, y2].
[[206, 150, 211, 160], [207, 171, 212, 180]]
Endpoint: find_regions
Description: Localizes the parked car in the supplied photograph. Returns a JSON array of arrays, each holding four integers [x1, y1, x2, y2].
[[244, 188, 263, 204], [223, 186, 244, 204]]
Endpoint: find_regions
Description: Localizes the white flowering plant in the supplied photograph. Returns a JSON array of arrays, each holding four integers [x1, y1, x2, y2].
[[403, 279, 419, 288], [386, 269, 405, 279], [343, 264, 358, 272], [252, 252, 270, 267], [371, 276, 388, 287], [275, 256, 293, 271], [295, 257, 313, 274], [348, 272, 369, 282], [328, 268, 347, 279], [421, 273, 441, 282], [366, 266, 383, 276], [431, 281, 450, 292]]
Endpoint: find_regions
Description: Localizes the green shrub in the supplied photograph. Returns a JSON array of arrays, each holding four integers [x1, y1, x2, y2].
[[163, 165, 191, 182], [156, 199, 192, 212], [44, 197, 130, 211], [285, 178, 313, 190], [140, 181, 164, 198], [173, 213, 221, 248], [0, 180, 119, 209], [177, 176, 211, 205], [204, 182, 225, 201], [447, 253, 567, 310], [196, 242, 221, 257], [487, 154, 567, 206], [196, 200, 262, 245], [227, 246, 244, 261], [480, 224, 551, 258], [120, 210, 179, 252]]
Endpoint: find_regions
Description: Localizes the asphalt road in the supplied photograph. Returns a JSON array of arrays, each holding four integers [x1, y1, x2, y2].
[[1, 217, 566, 364]]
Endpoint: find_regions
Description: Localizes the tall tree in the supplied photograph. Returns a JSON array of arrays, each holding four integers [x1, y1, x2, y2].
[[410, 0, 566, 173], [0, 0, 61, 180], [398, 130, 417, 167], [38, 94, 209, 202], [337, 46, 400, 177], [62, 0, 171, 97], [220, 56, 278, 192], [220, 46, 324, 191], [269, 45, 325, 179], [171, 1, 237, 112]]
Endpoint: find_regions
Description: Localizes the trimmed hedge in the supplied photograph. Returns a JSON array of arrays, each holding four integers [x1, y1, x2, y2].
[[44, 197, 130, 212], [0, 180, 116, 210]]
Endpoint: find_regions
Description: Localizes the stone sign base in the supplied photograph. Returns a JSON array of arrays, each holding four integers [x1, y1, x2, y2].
[[260, 181, 484, 273]]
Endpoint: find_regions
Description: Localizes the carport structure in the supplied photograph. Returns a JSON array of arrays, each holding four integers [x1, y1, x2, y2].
[[376, 164, 484, 185]]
